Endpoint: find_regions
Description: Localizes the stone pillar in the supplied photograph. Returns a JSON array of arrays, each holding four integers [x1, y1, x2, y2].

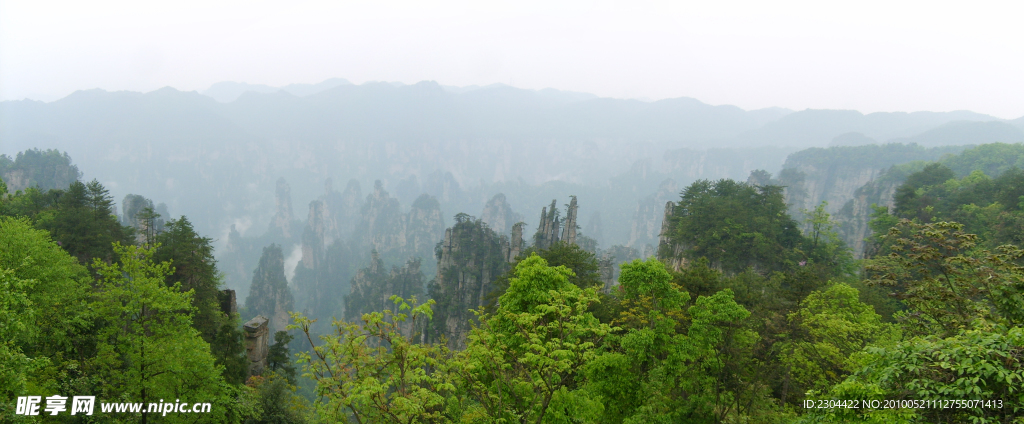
[[657, 201, 688, 272], [509, 222, 523, 262], [244, 316, 270, 377], [561, 196, 578, 245], [219, 289, 237, 315]]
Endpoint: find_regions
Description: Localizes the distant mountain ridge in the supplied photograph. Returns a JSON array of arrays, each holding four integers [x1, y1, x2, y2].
[[3, 79, 1022, 256], [202, 78, 354, 102]]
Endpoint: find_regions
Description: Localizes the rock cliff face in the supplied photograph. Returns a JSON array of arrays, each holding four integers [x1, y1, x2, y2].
[[779, 165, 887, 227], [221, 177, 304, 303], [244, 244, 294, 335], [833, 180, 899, 258], [296, 179, 364, 272], [344, 252, 426, 340], [560, 196, 579, 246], [357, 181, 406, 256], [774, 145, 960, 258], [346, 181, 446, 266], [505, 222, 524, 263], [832, 165, 926, 257], [301, 200, 331, 270], [271, 177, 297, 238], [244, 316, 270, 376], [627, 179, 677, 257], [533, 200, 561, 250], [406, 195, 447, 267], [532, 196, 579, 250], [429, 216, 517, 349], [657, 201, 688, 272], [292, 180, 445, 322], [323, 178, 363, 240]]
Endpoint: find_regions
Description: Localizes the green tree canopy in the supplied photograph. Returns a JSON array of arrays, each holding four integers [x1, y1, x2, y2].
[[156, 216, 248, 384], [662, 179, 803, 274], [92, 243, 234, 423]]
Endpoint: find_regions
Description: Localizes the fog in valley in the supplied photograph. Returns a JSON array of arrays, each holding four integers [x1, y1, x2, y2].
[[4, 1, 1024, 422], [7, 80, 1023, 302]]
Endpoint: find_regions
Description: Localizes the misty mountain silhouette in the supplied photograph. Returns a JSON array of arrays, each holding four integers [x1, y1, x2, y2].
[[2, 80, 1021, 247]]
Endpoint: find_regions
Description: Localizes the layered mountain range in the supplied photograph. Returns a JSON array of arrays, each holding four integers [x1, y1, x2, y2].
[[4, 78, 1024, 297]]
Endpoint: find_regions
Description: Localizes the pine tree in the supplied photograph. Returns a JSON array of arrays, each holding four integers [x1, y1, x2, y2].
[[155, 216, 248, 384]]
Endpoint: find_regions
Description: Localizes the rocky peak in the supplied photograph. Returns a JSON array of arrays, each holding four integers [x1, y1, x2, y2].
[[357, 180, 405, 254], [424, 171, 462, 203], [243, 316, 269, 376], [657, 201, 687, 272], [300, 200, 331, 270], [560, 196, 579, 245], [430, 216, 516, 349], [271, 177, 295, 238], [335, 179, 363, 239], [531, 197, 585, 250], [244, 244, 294, 335], [345, 251, 425, 339], [507, 222, 524, 262], [407, 194, 446, 262], [533, 200, 561, 250], [481, 193, 523, 236]]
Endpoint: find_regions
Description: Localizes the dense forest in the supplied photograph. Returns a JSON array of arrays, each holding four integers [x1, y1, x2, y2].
[[3, 142, 1024, 423]]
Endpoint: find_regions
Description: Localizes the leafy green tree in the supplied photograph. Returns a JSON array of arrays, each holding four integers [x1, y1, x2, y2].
[[777, 283, 898, 398], [461, 254, 611, 423], [345, 252, 425, 322], [806, 325, 1024, 424], [892, 163, 956, 223], [243, 371, 309, 424], [881, 157, 1024, 252], [0, 216, 96, 420], [525, 242, 603, 290], [156, 216, 248, 384], [0, 268, 34, 421], [661, 179, 803, 274], [484, 241, 605, 316], [136, 206, 163, 245], [801, 202, 855, 275], [865, 220, 1024, 337], [29, 180, 133, 264], [807, 219, 1024, 423], [0, 148, 81, 192], [586, 258, 688, 423], [864, 204, 899, 258], [92, 242, 234, 423], [588, 258, 767, 423], [292, 297, 457, 424], [268, 331, 296, 383]]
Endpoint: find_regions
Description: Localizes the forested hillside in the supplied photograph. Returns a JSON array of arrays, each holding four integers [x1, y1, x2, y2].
[[4, 140, 1024, 422]]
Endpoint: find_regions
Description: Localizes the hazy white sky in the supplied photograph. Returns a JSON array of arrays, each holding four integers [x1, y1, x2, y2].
[[2, 0, 1022, 118]]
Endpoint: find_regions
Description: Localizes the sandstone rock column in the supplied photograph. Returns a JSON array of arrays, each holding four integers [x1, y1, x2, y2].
[[244, 316, 270, 376]]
